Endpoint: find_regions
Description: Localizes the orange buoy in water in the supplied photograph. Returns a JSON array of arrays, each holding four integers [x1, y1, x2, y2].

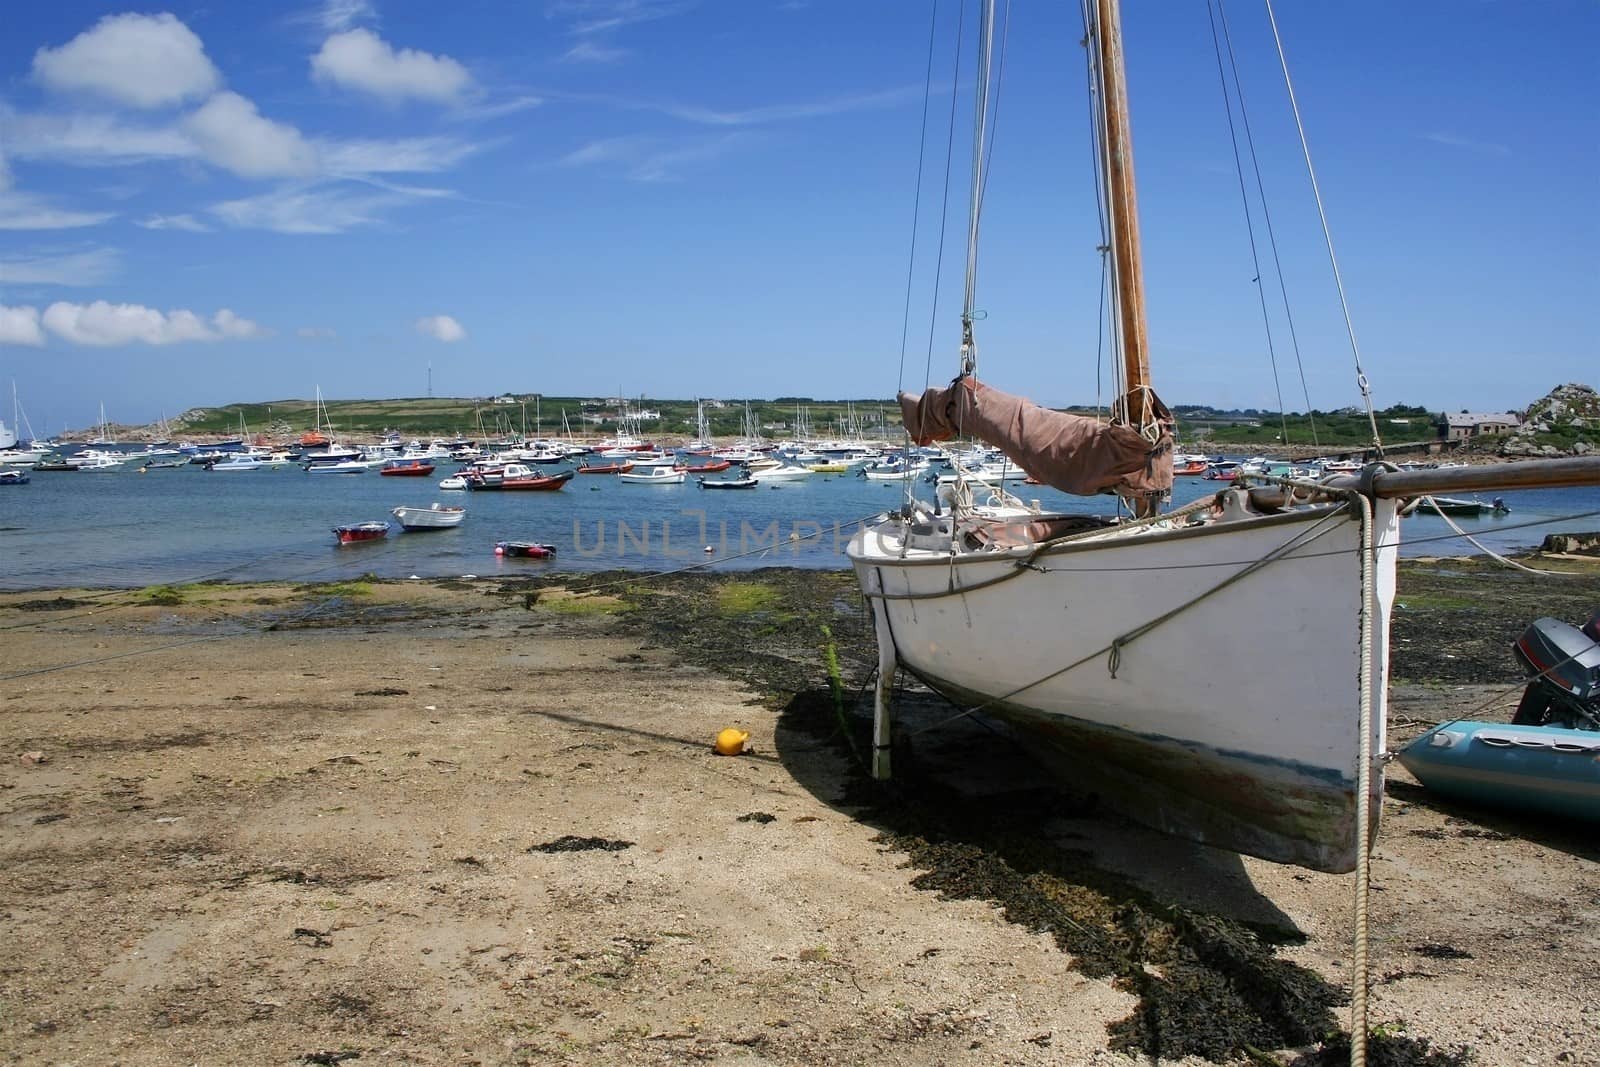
[[713, 728, 750, 756]]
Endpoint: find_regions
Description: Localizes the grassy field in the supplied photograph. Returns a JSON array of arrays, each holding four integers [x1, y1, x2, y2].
[[158, 393, 1453, 452]]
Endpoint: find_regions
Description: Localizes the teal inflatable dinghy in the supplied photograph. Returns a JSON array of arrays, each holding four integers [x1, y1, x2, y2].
[[1397, 720, 1600, 822]]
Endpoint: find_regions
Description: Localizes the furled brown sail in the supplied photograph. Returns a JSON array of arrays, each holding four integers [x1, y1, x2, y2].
[[899, 376, 1173, 499]]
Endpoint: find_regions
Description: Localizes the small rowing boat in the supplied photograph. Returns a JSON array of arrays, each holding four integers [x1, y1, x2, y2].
[[391, 503, 466, 530], [333, 521, 389, 544]]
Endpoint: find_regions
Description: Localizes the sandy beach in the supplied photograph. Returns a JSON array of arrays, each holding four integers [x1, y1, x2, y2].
[[2, 560, 1597, 1065]]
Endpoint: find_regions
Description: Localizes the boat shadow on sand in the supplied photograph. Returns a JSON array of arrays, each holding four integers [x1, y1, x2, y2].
[[505, 568, 1470, 1064], [1383, 777, 1599, 865], [773, 684, 1360, 1063]]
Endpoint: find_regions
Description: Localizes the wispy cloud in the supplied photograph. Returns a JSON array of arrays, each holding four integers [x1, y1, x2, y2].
[[557, 132, 745, 181], [208, 182, 421, 234], [297, 325, 337, 339], [290, 0, 379, 34], [0, 190, 115, 230], [1423, 131, 1511, 156], [452, 94, 544, 123], [319, 135, 484, 175], [562, 40, 629, 64], [138, 213, 211, 232], [548, 0, 696, 38], [541, 84, 924, 127], [0, 246, 121, 286]]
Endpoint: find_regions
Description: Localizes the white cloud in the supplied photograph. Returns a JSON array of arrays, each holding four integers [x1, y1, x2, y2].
[[32, 13, 221, 110], [0, 247, 121, 286], [415, 315, 465, 342], [184, 92, 319, 179], [312, 29, 472, 103], [40, 302, 270, 346], [312, 28, 470, 103], [138, 213, 211, 232], [0, 306, 46, 347], [297, 326, 337, 339], [212, 309, 272, 339]]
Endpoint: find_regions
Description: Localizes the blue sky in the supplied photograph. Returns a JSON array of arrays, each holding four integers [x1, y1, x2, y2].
[[1, 0, 1594, 433]]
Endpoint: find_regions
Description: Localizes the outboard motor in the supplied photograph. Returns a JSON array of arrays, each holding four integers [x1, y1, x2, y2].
[[1510, 613, 1600, 730]]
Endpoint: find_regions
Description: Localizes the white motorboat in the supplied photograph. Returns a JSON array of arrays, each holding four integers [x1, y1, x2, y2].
[[750, 463, 813, 482], [391, 503, 467, 530], [304, 459, 368, 474], [618, 465, 686, 485]]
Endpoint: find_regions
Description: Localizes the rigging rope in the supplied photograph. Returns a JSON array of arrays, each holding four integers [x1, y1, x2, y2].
[[1351, 492, 1377, 1067], [1263, 0, 1384, 458], [1217, 0, 1319, 445], [1205, 0, 1291, 445], [897, 0, 944, 513], [921, 0, 968, 395], [895, 0, 942, 400], [958, 0, 997, 379]]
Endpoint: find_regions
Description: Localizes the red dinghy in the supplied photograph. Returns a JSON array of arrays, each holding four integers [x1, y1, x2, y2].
[[380, 458, 435, 477], [333, 521, 389, 544], [494, 541, 556, 559], [577, 461, 635, 475], [678, 459, 732, 473]]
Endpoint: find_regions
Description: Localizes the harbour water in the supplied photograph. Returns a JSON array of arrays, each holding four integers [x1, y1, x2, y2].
[[1, 460, 1597, 591]]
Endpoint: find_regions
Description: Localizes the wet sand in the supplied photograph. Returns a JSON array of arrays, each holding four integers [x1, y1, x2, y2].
[[2, 559, 1597, 1065]]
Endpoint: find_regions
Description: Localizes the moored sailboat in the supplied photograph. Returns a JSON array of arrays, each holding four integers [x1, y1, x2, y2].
[[848, 0, 1600, 878]]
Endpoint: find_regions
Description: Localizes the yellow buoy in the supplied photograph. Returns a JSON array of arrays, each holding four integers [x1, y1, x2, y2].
[[713, 728, 750, 756]]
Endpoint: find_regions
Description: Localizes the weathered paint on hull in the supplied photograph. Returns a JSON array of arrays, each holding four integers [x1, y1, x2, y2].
[[852, 500, 1400, 873]]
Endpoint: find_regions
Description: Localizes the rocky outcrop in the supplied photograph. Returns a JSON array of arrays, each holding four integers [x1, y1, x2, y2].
[[1500, 383, 1597, 457]]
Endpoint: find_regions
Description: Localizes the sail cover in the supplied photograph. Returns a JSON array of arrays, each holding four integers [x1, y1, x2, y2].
[[900, 377, 1173, 499]]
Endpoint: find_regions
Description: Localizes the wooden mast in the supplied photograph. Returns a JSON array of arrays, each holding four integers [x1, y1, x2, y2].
[[1095, 0, 1153, 430]]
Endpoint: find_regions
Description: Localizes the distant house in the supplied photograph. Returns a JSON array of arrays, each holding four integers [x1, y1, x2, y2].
[[636, 409, 661, 421], [1439, 412, 1520, 441], [491, 394, 518, 406]]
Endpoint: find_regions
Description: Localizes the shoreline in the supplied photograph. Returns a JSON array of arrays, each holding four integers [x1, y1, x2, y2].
[[2, 565, 1597, 1064]]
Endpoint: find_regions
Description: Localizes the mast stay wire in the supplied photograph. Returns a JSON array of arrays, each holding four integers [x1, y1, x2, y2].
[[1217, 0, 1319, 446], [1263, 0, 1385, 456], [1205, 0, 1291, 447]]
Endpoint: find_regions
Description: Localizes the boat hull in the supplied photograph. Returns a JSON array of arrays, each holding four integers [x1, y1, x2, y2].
[[333, 522, 389, 544], [495, 541, 556, 559], [850, 501, 1399, 872], [1397, 720, 1600, 822]]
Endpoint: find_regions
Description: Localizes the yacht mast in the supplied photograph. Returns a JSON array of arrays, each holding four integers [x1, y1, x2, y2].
[[1091, 0, 1154, 428]]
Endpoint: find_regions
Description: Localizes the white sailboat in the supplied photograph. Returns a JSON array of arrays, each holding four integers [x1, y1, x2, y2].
[[853, 0, 1600, 879], [853, 0, 1405, 875], [0, 383, 50, 465]]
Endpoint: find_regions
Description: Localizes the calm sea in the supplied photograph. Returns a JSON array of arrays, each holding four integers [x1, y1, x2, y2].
[[1, 458, 1597, 591]]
